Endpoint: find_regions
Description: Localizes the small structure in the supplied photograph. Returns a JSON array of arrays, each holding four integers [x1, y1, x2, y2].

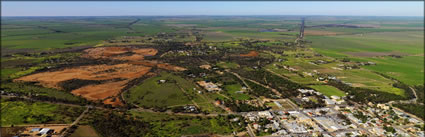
[[158, 80, 166, 83], [30, 128, 41, 133], [199, 64, 212, 70], [197, 81, 222, 92], [38, 128, 53, 135], [258, 111, 273, 119], [324, 99, 336, 105]]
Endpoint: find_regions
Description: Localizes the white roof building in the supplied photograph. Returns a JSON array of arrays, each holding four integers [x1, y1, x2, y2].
[[258, 111, 273, 119]]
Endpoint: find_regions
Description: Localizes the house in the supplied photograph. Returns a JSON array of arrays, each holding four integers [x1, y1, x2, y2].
[[253, 123, 260, 130], [158, 80, 166, 83], [30, 128, 41, 133], [324, 99, 336, 105], [197, 81, 222, 92], [38, 128, 53, 135], [330, 96, 340, 100]]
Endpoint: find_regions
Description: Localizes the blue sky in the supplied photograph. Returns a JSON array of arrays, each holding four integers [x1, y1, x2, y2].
[[2, 2, 423, 16]]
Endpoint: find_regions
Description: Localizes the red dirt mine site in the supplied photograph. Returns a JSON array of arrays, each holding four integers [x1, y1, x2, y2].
[[15, 46, 184, 106]]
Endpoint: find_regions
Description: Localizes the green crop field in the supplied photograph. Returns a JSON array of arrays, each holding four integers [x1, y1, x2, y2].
[[129, 111, 238, 136], [310, 85, 346, 97], [70, 125, 100, 137], [224, 84, 251, 100], [307, 31, 424, 86], [125, 72, 195, 108], [1, 100, 84, 126], [217, 61, 240, 69]]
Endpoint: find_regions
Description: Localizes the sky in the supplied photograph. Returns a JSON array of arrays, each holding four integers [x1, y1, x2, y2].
[[2, 1, 424, 17]]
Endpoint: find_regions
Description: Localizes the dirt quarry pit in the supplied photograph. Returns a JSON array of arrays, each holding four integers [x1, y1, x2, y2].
[[14, 46, 186, 106]]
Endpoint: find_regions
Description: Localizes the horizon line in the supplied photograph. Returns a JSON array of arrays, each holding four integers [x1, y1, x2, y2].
[[2, 15, 424, 17]]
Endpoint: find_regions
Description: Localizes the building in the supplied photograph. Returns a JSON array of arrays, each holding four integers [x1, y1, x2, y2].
[[197, 81, 222, 92], [282, 122, 308, 134], [324, 99, 336, 105], [38, 128, 53, 135], [258, 111, 273, 119], [314, 117, 344, 132]]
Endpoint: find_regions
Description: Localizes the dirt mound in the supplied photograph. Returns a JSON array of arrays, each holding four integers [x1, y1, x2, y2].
[[240, 51, 259, 57]]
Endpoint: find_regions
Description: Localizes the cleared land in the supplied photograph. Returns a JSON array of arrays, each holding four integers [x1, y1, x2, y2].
[[69, 125, 100, 137], [224, 84, 250, 100], [309, 85, 346, 97], [15, 64, 151, 101], [12, 46, 187, 106], [125, 72, 194, 108], [240, 51, 259, 57]]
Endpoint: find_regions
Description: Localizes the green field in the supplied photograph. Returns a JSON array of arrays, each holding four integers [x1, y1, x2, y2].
[[125, 72, 194, 108], [70, 125, 100, 137], [310, 85, 346, 97], [224, 84, 251, 100], [217, 61, 240, 69], [129, 111, 239, 136], [1, 17, 176, 50], [307, 31, 424, 86], [1, 82, 86, 103], [1, 100, 84, 126]]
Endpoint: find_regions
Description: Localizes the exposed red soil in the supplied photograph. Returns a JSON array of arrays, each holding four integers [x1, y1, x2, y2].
[[14, 46, 186, 106], [157, 63, 187, 71], [81, 47, 158, 60], [103, 97, 123, 106], [15, 64, 152, 102], [15, 64, 152, 88], [240, 51, 259, 57], [72, 80, 129, 101]]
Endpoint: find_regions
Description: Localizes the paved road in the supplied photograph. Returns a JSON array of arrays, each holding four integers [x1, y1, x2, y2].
[[246, 123, 256, 137]]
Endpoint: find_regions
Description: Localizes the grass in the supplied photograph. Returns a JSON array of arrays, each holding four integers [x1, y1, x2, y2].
[[1, 100, 84, 126], [125, 72, 194, 108], [362, 56, 424, 86], [1, 17, 174, 50], [1, 82, 85, 103], [310, 85, 346, 97], [217, 61, 240, 69], [69, 125, 100, 137], [307, 31, 424, 86], [1, 68, 20, 81], [224, 84, 251, 100], [129, 111, 238, 136]]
